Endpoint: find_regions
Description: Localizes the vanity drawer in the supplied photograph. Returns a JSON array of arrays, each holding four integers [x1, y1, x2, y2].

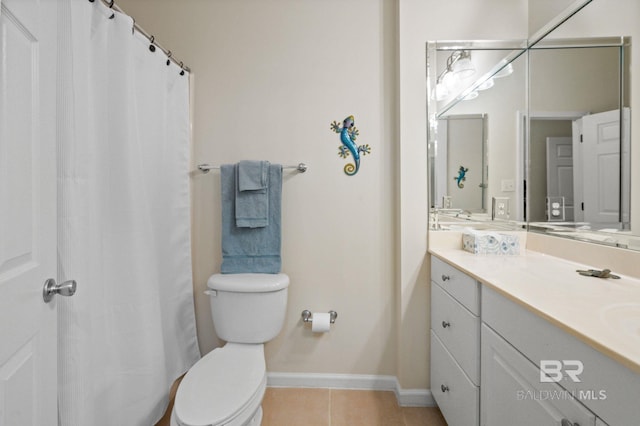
[[431, 256, 479, 314], [431, 282, 480, 384], [431, 330, 479, 426]]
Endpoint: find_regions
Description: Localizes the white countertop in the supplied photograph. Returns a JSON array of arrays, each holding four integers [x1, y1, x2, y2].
[[429, 246, 640, 374]]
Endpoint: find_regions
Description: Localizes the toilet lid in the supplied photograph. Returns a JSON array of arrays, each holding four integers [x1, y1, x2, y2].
[[207, 273, 289, 293], [174, 343, 266, 426]]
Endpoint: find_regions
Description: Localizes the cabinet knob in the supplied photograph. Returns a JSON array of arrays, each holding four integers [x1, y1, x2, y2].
[[441, 274, 450, 281], [561, 420, 579, 426], [442, 321, 451, 328], [440, 384, 449, 393]]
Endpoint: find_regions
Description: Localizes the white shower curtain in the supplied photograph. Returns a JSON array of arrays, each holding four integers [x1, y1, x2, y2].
[[56, 1, 200, 424]]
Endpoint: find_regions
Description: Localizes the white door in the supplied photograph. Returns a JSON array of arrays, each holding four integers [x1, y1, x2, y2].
[[445, 115, 485, 211], [0, 0, 58, 424], [582, 109, 621, 225], [546, 136, 574, 220]]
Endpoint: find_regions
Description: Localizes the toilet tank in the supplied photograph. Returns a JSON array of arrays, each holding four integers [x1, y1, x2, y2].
[[207, 273, 289, 343]]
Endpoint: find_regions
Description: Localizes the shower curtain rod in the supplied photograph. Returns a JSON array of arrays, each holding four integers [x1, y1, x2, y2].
[[97, 0, 191, 73]]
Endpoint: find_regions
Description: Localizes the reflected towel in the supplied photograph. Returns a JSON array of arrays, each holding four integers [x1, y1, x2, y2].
[[220, 163, 282, 273], [235, 161, 269, 228]]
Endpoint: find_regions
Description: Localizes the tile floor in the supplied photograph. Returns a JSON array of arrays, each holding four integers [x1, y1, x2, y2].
[[262, 388, 447, 426], [155, 386, 448, 426]]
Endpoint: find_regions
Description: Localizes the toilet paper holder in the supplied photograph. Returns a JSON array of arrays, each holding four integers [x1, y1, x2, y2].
[[301, 310, 338, 324]]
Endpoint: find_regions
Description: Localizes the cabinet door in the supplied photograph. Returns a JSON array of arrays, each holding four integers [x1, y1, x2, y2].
[[483, 285, 640, 425], [481, 325, 596, 426]]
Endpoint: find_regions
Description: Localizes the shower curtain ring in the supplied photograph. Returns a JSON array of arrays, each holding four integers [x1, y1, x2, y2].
[[149, 36, 156, 52], [108, 0, 114, 8], [179, 62, 185, 76], [166, 51, 172, 66]]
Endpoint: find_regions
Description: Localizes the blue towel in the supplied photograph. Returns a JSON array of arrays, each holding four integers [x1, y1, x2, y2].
[[238, 160, 268, 191], [220, 163, 282, 274], [235, 161, 269, 228]]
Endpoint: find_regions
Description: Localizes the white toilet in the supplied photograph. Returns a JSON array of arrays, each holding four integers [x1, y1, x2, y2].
[[171, 273, 289, 426]]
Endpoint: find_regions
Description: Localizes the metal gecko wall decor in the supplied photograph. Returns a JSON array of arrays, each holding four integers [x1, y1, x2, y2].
[[454, 166, 468, 188], [330, 115, 371, 176]]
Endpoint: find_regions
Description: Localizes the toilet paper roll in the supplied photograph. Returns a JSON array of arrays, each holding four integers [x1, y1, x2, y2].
[[311, 312, 331, 333]]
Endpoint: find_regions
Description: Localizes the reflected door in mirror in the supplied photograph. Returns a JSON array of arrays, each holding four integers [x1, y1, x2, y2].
[[435, 115, 487, 212]]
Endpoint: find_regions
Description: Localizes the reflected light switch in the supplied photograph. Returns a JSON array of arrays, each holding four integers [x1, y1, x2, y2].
[[501, 179, 515, 192]]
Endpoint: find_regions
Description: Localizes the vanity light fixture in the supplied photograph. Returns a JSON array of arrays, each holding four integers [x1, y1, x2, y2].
[[463, 90, 479, 100], [434, 83, 449, 101], [450, 50, 475, 78], [434, 50, 476, 101], [494, 62, 514, 78], [476, 77, 495, 91]]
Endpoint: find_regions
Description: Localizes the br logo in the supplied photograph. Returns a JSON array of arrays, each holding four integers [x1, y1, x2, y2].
[[540, 360, 584, 383]]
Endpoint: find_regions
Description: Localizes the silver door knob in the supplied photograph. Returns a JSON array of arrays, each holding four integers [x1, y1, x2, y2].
[[43, 278, 77, 303]]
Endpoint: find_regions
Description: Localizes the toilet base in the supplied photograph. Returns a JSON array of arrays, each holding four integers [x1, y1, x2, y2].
[[250, 406, 263, 425]]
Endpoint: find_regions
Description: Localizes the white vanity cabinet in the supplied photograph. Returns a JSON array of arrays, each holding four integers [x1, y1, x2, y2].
[[482, 285, 639, 426], [429, 253, 637, 426], [430, 257, 480, 426]]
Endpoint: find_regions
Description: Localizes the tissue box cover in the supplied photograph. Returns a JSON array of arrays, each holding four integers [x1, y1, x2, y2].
[[462, 231, 520, 255]]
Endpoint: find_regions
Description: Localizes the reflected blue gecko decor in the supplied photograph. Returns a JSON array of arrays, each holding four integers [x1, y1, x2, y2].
[[330, 115, 371, 176], [454, 166, 469, 188]]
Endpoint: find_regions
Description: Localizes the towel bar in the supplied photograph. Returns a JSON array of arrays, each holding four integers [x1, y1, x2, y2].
[[198, 163, 307, 174]]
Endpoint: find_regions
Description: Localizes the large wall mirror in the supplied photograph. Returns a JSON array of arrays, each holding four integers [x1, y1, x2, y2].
[[427, 0, 640, 249]]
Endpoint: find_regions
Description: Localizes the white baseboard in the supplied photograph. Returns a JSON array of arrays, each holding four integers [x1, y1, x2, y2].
[[266, 372, 436, 407], [395, 388, 436, 407]]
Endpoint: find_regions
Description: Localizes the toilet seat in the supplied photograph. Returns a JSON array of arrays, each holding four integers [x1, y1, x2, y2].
[[173, 343, 266, 426]]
